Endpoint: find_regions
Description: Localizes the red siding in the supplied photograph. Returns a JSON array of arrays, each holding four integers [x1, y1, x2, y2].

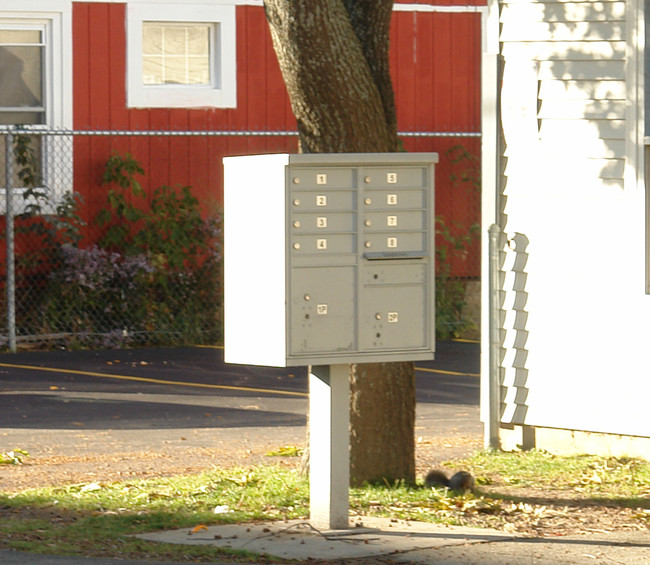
[[72, 3, 480, 277]]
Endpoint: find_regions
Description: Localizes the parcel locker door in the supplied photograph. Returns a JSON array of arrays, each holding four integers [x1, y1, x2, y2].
[[359, 285, 427, 351], [289, 267, 356, 355]]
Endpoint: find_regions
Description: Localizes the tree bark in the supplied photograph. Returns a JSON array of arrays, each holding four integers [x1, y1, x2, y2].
[[264, 0, 398, 153], [264, 0, 415, 486]]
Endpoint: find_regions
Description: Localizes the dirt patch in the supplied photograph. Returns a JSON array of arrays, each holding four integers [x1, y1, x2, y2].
[[1, 431, 482, 493]]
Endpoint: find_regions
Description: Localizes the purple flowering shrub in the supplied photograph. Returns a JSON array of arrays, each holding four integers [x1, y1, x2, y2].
[[42, 246, 154, 346]]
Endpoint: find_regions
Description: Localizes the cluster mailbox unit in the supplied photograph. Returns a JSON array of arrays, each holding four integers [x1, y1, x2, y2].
[[224, 152, 438, 368]]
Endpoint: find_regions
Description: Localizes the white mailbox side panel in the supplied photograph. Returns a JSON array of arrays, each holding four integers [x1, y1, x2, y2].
[[224, 154, 289, 367]]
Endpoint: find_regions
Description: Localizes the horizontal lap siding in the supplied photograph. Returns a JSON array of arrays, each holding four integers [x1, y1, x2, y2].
[[498, 0, 627, 424], [501, 0, 626, 181]]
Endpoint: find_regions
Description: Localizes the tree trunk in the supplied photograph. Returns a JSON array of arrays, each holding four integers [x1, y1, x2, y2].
[[264, 0, 415, 486], [349, 362, 415, 486]]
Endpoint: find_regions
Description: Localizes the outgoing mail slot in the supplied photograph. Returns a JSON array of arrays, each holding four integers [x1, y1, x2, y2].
[[363, 264, 427, 285]]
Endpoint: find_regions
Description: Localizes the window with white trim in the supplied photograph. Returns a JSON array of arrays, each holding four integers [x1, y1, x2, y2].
[[127, 3, 236, 108], [0, 3, 72, 214]]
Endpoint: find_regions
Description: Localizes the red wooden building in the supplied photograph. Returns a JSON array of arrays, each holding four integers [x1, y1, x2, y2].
[[2, 0, 484, 277]]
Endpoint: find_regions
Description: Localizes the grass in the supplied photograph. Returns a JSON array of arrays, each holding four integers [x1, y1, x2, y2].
[[465, 449, 650, 501], [1, 451, 649, 562]]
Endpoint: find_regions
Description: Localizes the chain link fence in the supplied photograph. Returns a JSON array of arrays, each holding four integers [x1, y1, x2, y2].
[[1, 127, 480, 351], [1, 127, 228, 351]]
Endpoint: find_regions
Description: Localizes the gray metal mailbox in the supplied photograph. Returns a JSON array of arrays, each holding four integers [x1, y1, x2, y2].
[[224, 152, 438, 367]]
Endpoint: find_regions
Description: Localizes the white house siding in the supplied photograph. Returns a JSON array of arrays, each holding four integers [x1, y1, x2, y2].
[[495, 0, 650, 440]]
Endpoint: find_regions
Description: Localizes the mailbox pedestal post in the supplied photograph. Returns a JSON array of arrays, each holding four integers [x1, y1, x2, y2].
[[309, 364, 350, 530]]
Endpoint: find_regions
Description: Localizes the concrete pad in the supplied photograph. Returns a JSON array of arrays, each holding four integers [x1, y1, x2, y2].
[[136, 517, 516, 561]]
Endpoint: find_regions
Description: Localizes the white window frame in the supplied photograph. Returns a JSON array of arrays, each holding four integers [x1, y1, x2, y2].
[[0, 1, 73, 215], [127, 2, 236, 108]]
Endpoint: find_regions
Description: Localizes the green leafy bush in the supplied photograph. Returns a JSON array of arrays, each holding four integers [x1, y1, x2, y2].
[[32, 151, 222, 348]]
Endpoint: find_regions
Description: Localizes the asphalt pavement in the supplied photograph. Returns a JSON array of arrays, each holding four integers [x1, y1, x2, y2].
[[0, 342, 482, 476]]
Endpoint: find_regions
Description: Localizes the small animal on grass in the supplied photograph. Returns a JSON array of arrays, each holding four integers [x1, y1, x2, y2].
[[424, 469, 475, 493]]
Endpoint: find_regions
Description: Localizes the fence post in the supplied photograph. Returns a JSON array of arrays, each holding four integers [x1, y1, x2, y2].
[[4, 131, 16, 352]]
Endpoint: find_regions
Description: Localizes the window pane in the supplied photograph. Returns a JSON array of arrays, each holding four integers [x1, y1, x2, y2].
[[142, 24, 162, 55], [164, 55, 187, 84], [163, 26, 186, 53], [187, 57, 209, 84], [142, 22, 211, 86], [0, 45, 44, 108], [143, 55, 163, 85], [0, 30, 41, 44], [187, 26, 208, 55], [0, 111, 44, 125]]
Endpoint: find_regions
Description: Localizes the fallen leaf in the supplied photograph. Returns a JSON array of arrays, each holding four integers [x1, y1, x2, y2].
[[190, 524, 208, 534]]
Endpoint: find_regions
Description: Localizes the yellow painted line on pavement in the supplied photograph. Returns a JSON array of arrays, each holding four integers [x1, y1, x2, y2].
[[0, 362, 308, 398], [415, 366, 479, 378]]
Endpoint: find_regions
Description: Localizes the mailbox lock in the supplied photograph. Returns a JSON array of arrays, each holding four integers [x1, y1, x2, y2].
[[304, 294, 311, 301], [293, 198, 301, 206], [364, 197, 372, 205], [293, 220, 301, 228], [364, 241, 372, 248], [364, 219, 372, 227], [364, 176, 371, 183], [375, 313, 382, 320], [292, 177, 300, 184], [293, 243, 301, 250]]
